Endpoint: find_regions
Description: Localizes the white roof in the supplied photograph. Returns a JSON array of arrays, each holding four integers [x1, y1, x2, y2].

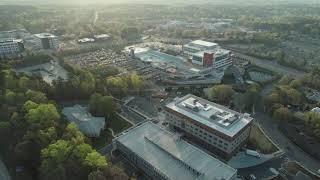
[[34, 33, 57, 38], [115, 122, 237, 180], [311, 107, 320, 113], [189, 40, 218, 47], [166, 94, 253, 138], [94, 34, 110, 39]]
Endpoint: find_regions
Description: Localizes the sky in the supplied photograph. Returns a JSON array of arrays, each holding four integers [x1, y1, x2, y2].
[[0, 0, 319, 5]]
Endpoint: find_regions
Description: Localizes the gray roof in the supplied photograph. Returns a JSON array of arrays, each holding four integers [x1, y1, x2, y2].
[[34, 33, 57, 39], [166, 94, 253, 138], [62, 105, 105, 137], [115, 122, 237, 180], [15, 62, 68, 85]]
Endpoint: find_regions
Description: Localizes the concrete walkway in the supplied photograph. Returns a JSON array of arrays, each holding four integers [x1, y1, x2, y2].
[[0, 158, 10, 180]]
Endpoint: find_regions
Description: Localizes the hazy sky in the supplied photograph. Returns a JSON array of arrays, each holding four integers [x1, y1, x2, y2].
[[0, 0, 319, 5]]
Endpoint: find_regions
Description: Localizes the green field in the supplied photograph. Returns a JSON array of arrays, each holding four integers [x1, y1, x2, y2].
[[108, 115, 132, 134], [92, 115, 132, 149]]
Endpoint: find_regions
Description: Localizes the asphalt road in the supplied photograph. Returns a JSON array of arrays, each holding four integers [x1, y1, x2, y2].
[[254, 112, 320, 173], [232, 52, 306, 78], [233, 52, 319, 173]]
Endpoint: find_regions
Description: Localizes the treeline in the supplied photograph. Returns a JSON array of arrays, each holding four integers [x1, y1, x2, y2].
[[0, 64, 128, 180], [51, 62, 144, 101], [264, 74, 320, 140]]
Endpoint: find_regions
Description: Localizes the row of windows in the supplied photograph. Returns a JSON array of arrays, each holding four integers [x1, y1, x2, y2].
[[167, 112, 251, 152]]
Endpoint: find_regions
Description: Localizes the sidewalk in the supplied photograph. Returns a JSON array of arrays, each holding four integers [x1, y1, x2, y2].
[[0, 158, 10, 180]]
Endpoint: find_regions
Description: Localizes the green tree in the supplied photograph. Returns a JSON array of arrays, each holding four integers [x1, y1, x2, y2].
[[62, 123, 85, 145], [89, 93, 116, 117], [84, 151, 107, 169], [18, 76, 31, 91], [40, 140, 72, 178], [23, 100, 39, 112], [208, 85, 235, 104], [286, 88, 302, 105], [25, 89, 48, 104], [25, 104, 60, 128], [88, 170, 106, 180], [273, 107, 292, 121], [4, 89, 16, 105]]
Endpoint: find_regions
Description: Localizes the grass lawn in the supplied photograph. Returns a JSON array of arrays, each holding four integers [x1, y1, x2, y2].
[[248, 124, 278, 154], [92, 115, 132, 149], [91, 129, 113, 149], [108, 115, 132, 135]]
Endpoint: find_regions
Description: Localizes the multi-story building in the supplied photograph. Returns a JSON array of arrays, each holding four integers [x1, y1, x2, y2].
[[0, 29, 30, 39], [191, 49, 232, 69], [183, 40, 232, 69], [165, 94, 253, 159], [0, 38, 24, 57], [113, 121, 237, 180], [183, 40, 218, 56], [34, 33, 59, 50]]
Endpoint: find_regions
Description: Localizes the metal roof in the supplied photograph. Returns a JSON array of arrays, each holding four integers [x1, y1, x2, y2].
[[62, 105, 105, 137], [165, 94, 253, 138], [115, 121, 237, 180], [15, 62, 68, 85]]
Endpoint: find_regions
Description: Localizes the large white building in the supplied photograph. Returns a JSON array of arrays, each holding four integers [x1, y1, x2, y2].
[[0, 38, 24, 57], [165, 94, 253, 159], [183, 40, 218, 56], [34, 33, 59, 50], [113, 121, 237, 180], [183, 40, 232, 69]]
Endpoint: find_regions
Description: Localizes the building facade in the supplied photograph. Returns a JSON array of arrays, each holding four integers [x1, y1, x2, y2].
[[0, 38, 24, 57], [165, 94, 253, 159], [113, 122, 237, 180], [183, 40, 233, 69], [34, 33, 59, 50]]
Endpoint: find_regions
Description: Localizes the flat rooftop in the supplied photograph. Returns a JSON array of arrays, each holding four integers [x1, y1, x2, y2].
[[34, 33, 56, 39], [165, 94, 253, 138], [188, 40, 218, 48], [115, 121, 237, 180], [0, 38, 22, 43], [193, 48, 230, 58], [135, 49, 209, 75]]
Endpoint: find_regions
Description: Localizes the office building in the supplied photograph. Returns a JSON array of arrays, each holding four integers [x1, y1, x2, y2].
[[0, 38, 24, 57], [34, 33, 59, 49], [183, 40, 232, 69], [0, 29, 30, 39], [192, 49, 232, 69], [183, 40, 218, 56], [113, 121, 237, 180], [165, 94, 253, 158]]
